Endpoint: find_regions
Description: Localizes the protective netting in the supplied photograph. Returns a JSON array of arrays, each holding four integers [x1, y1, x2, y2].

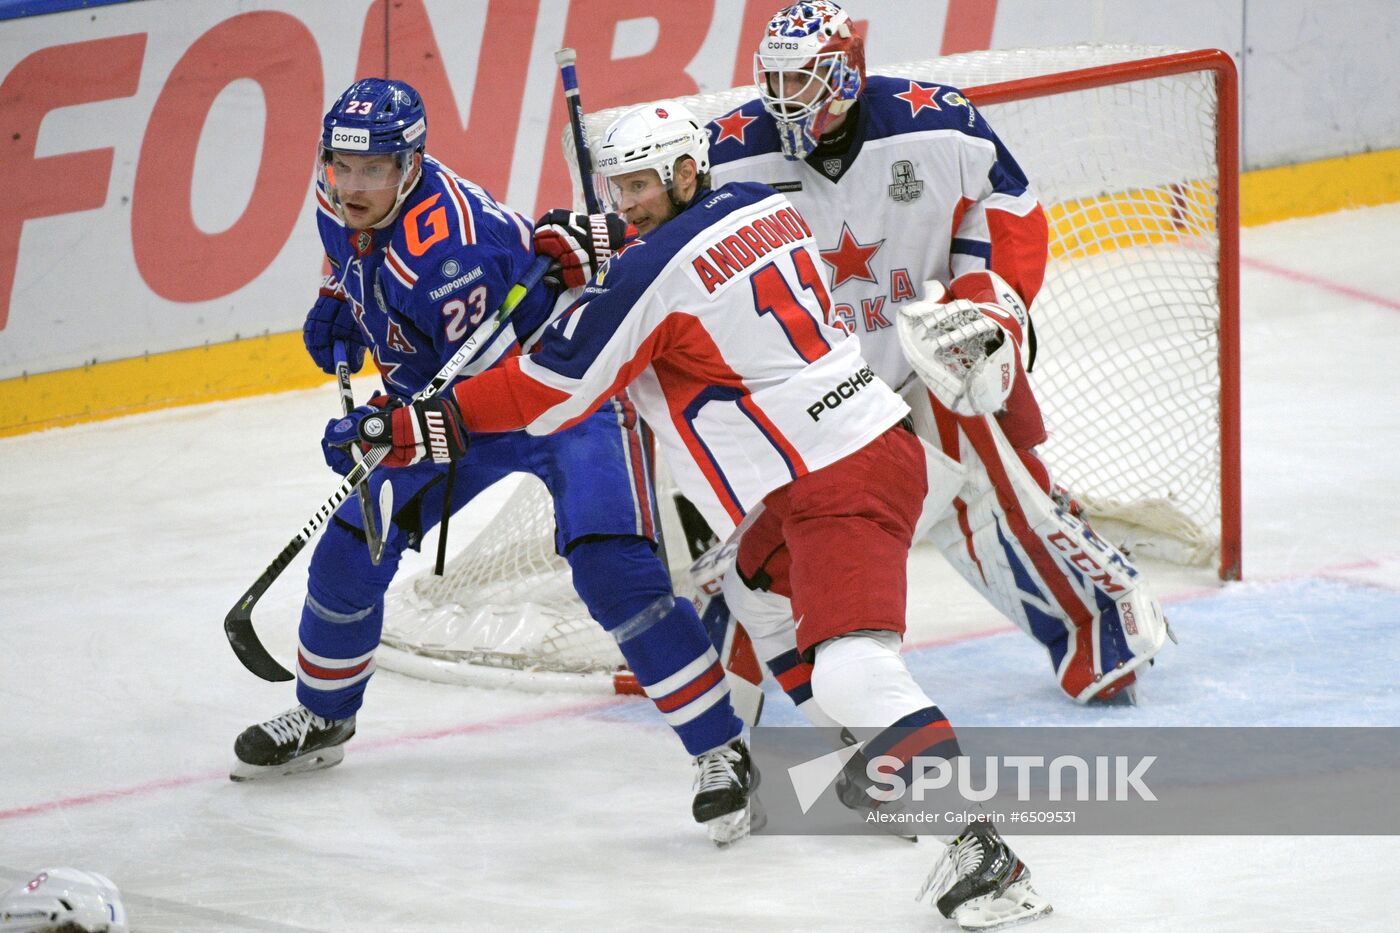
[[380, 475, 628, 686], [379, 45, 1235, 686]]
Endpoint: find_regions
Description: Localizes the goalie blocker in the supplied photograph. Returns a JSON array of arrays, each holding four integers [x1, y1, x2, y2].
[[897, 277, 1171, 700]]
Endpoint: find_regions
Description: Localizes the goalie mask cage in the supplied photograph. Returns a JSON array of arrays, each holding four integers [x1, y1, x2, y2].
[[377, 45, 1240, 692]]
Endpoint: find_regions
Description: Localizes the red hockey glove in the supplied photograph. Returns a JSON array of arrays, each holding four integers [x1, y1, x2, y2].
[[358, 395, 470, 468], [533, 209, 633, 290]]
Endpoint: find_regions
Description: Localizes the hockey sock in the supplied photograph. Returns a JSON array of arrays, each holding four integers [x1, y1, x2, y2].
[[860, 704, 962, 796], [295, 519, 400, 721], [568, 535, 744, 756], [763, 647, 838, 728]]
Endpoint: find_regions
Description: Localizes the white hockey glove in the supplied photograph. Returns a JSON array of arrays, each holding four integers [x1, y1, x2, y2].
[[896, 271, 1029, 416]]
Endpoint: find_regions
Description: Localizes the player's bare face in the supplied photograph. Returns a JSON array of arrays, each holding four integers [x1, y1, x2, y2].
[[328, 153, 403, 227], [609, 169, 675, 235]]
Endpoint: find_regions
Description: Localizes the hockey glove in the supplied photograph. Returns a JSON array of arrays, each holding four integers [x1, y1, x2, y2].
[[358, 395, 470, 469], [533, 209, 633, 290], [896, 271, 1028, 416], [304, 276, 368, 374], [322, 393, 401, 475]]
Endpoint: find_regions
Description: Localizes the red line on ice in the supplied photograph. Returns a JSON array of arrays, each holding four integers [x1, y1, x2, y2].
[[1242, 254, 1400, 312], [0, 696, 625, 823]]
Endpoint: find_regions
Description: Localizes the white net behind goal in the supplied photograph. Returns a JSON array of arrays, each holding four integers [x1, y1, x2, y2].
[[379, 45, 1238, 688]]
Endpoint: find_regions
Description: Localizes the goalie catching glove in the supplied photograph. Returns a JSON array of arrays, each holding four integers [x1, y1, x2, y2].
[[356, 395, 469, 468], [896, 271, 1029, 416], [533, 209, 633, 290]]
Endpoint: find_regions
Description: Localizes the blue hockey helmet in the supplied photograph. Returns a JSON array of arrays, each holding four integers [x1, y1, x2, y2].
[[322, 77, 428, 156], [319, 78, 428, 226]]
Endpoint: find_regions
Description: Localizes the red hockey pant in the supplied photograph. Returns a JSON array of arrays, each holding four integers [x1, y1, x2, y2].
[[735, 426, 928, 660]]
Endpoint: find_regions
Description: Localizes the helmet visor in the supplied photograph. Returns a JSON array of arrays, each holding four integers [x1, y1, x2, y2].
[[319, 148, 413, 192], [600, 168, 666, 214]]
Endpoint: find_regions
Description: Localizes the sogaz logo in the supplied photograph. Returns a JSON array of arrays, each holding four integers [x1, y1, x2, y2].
[[332, 127, 370, 151]]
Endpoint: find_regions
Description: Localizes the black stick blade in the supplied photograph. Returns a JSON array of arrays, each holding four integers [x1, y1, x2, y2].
[[225, 607, 294, 682]]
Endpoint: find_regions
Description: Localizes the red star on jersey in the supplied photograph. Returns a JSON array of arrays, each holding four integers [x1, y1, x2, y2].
[[371, 344, 408, 390], [819, 223, 884, 289], [894, 81, 942, 118], [713, 110, 757, 146]]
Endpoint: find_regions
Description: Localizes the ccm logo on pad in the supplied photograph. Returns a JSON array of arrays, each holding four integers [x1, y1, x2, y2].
[[332, 127, 371, 151]]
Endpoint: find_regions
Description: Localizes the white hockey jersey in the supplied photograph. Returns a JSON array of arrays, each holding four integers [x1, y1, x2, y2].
[[452, 182, 909, 535], [706, 75, 1049, 396]]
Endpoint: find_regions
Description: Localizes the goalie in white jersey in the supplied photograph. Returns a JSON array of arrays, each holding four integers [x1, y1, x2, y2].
[[704, 1, 1171, 709], [354, 101, 1052, 928]]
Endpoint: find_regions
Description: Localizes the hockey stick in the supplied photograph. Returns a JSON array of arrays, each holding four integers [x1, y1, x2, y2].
[[555, 48, 679, 573], [555, 48, 601, 214], [224, 257, 552, 682], [333, 341, 385, 566]]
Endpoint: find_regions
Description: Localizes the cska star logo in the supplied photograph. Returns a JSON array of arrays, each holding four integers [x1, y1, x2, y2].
[[819, 222, 884, 289], [713, 110, 757, 146], [893, 81, 942, 118]]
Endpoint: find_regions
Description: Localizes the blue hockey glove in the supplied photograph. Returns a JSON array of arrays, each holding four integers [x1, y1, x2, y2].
[[304, 276, 367, 374], [322, 393, 401, 475]]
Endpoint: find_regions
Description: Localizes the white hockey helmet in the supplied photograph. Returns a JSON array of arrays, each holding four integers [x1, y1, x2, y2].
[[0, 869, 128, 933], [594, 101, 710, 209], [754, 1, 866, 158]]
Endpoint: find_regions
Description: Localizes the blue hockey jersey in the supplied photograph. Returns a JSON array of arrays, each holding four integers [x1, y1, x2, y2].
[[314, 156, 553, 396]]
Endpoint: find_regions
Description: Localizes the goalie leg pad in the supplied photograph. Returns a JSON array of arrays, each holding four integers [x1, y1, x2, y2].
[[923, 407, 1170, 703]]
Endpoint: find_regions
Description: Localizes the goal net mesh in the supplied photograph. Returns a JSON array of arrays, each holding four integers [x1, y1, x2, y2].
[[379, 45, 1234, 686]]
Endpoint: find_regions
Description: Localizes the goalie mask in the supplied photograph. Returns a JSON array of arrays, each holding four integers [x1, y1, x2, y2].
[[594, 101, 711, 214], [0, 868, 128, 933], [319, 77, 427, 228], [754, 1, 866, 159]]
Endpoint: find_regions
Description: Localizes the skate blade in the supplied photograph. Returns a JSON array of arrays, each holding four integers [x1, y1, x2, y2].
[[229, 745, 346, 782], [951, 881, 1053, 931], [706, 804, 754, 848]]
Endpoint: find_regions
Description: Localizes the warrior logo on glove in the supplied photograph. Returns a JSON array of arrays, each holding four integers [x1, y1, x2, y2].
[[357, 395, 470, 468], [533, 210, 634, 290]]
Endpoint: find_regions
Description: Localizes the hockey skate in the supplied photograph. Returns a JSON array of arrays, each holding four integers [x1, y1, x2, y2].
[[918, 822, 1051, 930], [230, 705, 356, 782], [833, 737, 917, 843], [692, 738, 756, 847]]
